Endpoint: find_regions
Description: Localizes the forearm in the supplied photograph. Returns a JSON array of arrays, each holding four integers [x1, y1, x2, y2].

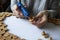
[[38, 10, 57, 18], [11, 0, 17, 12], [47, 10, 58, 18]]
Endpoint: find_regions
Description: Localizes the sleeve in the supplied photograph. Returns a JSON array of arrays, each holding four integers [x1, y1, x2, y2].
[[47, 10, 58, 18], [47, 0, 59, 18], [11, 0, 17, 11]]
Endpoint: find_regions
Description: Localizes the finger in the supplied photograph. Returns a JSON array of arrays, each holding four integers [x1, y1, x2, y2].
[[31, 17, 40, 25], [13, 10, 20, 18], [36, 19, 41, 24], [31, 21, 37, 25], [32, 13, 43, 21], [19, 12, 23, 16], [31, 17, 39, 22], [34, 19, 45, 27], [15, 8, 22, 16], [36, 12, 43, 18], [34, 19, 41, 27], [13, 11, 16, 16], [31, 19, 42, 27], [19, 12, 24, 18], [39, 15, 47, 25]]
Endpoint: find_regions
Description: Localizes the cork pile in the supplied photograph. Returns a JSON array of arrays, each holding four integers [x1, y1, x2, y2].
[[0, 12, 22, 40]]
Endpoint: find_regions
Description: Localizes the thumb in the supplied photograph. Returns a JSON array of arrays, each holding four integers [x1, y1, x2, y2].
[[36, 10, 48, 18], [35, 13, 43, 18], [19, 11, 24, 18], [19, 12, 23, 16]]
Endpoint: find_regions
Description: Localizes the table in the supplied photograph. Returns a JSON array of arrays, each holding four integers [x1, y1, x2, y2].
[[4, 16, 60, 40]]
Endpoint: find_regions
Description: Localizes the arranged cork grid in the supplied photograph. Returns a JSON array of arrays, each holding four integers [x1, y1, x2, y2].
[[0, 12, 22, 40], [0, 12, 52, 40]]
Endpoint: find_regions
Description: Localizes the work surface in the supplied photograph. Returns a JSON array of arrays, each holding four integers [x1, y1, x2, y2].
[[4, 16, 60, 40]]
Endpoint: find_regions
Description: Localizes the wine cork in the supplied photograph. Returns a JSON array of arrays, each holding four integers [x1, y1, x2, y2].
[[42, 31, 49, 38], [0, 12, 21, 40], [49, 37, 53, 40], [44, 34, 49, 38], [29, 17, 34, 22], [4, 12, 12, 17], [42, 31, 46, 36], [4, 32, 10, 37], [0, 12, 4, 17]]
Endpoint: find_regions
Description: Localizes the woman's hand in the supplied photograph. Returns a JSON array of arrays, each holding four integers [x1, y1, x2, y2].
[[12, 5, 24, 18], [31, 11, 48, 28]]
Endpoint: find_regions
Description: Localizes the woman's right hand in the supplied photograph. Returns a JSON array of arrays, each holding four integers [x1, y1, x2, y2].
[[12, 5, 23, 18]]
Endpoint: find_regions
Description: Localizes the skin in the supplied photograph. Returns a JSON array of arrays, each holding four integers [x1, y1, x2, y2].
[[13, 5, 48, 28], [31, 11, 48, 28], [12, 5, 23, 18]]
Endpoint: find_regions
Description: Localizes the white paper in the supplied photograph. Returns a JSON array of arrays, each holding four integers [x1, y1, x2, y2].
[[4, 16, 60, 40]]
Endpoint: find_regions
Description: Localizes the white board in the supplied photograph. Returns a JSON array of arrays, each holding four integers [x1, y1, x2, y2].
[[4, 16, 60, 40]]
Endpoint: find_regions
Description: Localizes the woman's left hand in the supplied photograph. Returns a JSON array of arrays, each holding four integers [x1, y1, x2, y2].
[[31, 11, 48, 28]]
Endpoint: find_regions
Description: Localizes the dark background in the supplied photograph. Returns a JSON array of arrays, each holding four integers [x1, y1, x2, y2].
[[0, 0, 10, 12]]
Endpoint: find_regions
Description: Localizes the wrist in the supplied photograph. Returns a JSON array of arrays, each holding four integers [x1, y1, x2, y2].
[[11, 4, 18, 11]]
